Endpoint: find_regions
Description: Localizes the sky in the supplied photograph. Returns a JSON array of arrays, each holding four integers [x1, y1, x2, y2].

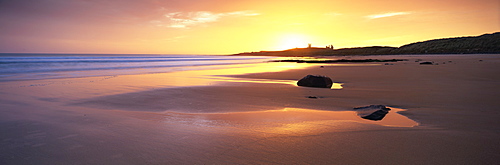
[[0, 0, 498, 54]]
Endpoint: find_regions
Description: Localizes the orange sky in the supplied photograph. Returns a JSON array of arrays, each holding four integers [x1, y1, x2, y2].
[[0, 0, 498, 54]]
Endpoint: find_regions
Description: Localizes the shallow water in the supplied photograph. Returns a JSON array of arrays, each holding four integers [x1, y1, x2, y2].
[[162, 107, 418, 132], [0, 54, 273, 81]]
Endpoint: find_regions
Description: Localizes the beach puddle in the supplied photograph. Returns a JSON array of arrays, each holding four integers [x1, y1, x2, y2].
[[162, 107, 418, 135]]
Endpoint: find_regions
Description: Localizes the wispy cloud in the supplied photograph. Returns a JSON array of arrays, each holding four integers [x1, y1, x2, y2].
[[366, 12, 411, 19], [152, 10, 260, 28]]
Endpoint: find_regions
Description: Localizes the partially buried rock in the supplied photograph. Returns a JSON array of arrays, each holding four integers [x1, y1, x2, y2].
[[354, 105, 391, 121], [419, 61, 434, 65], [297, 75, 333, 88]]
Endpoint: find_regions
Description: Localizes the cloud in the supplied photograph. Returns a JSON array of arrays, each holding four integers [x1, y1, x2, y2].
[[225, 11, 260, 16], [366, 12, 411, 19], [152, 10, 260, 28]]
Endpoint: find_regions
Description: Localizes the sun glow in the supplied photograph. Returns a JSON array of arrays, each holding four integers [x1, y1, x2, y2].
[[277, 34, 310, 50]]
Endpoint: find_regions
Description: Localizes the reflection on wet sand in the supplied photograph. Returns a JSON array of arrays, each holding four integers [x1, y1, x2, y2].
[[206, 76, 343, 89], [163, 107, 418, 135], [4, 60, 316, 101]]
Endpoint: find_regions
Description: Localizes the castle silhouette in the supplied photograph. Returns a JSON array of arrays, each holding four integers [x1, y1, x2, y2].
[[307, 43, 334, 49]]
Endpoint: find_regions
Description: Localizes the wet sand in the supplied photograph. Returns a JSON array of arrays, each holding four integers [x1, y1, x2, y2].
[[1, 54, 499, 164]]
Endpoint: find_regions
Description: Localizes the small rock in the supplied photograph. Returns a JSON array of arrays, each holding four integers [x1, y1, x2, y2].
[[419, 61, 433, 65], [354, 105, 391, 121]]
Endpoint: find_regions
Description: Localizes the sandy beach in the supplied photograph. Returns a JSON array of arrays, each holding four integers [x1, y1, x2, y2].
[[1, 54, 499, 164]]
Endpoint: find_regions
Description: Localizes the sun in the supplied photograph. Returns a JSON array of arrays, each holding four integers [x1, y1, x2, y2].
[[277, 34, 309, 50]]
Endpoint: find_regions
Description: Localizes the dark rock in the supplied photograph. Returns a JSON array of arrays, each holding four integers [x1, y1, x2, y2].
[[354, 105, 391, 111], [354, 105, 391, 121], [419, 61, 434, 65], [297, 75, 333, 88], [307, 96, 318, 99]]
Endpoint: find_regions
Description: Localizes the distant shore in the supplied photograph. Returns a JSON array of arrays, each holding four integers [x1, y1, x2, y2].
[[233, 32, 500, 57]]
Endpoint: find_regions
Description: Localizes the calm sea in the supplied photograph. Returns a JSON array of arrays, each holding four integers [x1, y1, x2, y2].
[[0, 54, 274, 82]]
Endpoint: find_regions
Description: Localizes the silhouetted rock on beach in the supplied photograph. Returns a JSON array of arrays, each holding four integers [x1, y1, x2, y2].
[[354, 105, 391, 121], [297, 75, 333, 88]]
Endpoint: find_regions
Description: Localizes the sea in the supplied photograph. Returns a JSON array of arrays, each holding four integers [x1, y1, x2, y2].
[[0, 54, 274, 82]]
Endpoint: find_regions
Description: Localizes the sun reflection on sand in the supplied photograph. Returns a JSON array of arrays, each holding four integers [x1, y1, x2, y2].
[[95, 61, 320, 90], [162, 107, 419, 135], [163, 61, 344, 89], [204, 76, 343, 89], [32, 61, 316, 98], [8, 58, 342, 109]]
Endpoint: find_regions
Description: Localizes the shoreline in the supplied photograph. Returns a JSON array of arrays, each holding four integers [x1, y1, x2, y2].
[[1, 54, 499, 164]]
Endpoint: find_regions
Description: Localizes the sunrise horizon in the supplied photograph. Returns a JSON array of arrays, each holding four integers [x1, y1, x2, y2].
[[1, 0, 498, 54], [1, 31, 498, 55]]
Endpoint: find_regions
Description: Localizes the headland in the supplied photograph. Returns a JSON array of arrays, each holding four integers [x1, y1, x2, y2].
[[233, 32, 500, 56]]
